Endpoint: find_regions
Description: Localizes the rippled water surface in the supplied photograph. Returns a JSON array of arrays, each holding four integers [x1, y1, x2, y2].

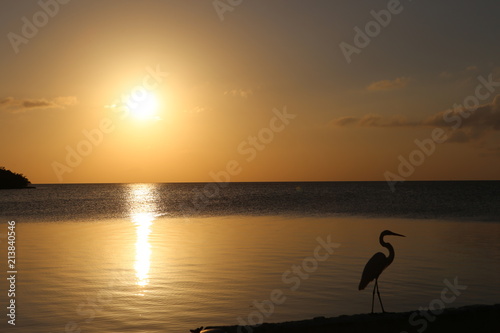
[[0, 182, 499, 332]]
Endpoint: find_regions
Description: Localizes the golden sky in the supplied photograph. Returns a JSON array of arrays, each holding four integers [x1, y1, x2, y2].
[[1, 1, 499, 183]]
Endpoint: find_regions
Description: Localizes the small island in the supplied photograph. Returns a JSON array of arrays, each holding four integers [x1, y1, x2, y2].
[[0, 167, 33, 189]]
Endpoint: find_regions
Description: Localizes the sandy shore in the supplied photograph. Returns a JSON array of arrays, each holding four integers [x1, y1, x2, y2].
[[199, 304, 499, 333]]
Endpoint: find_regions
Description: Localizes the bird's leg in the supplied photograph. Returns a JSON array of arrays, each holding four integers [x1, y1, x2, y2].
[[376, 281, 385, 313], [371, 280, 376, 314]]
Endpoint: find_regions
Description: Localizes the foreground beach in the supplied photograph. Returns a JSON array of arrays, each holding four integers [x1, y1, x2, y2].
[[201, 304, 500, 333]]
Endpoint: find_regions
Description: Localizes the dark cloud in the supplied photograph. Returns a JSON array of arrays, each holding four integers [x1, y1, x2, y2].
[[331, 116, 359, 126], [423, 95, 500, 142], [22, 100, 54, 109], [331, 95, 500, 143], [0, 97, 14, 106], [0, 96, 77, 113], [367, 77, 411, 91], [330, 114, 417, 128]]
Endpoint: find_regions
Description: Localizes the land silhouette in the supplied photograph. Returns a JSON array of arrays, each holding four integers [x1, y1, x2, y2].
[[193, 304, 499, 333], [0, 166, 31, 189]]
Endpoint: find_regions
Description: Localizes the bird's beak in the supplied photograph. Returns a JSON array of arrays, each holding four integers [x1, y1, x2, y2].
[[393, 232, 405, 237]]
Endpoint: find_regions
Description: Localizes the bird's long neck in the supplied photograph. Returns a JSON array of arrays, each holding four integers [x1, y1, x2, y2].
[[380, 235, 395, 266]]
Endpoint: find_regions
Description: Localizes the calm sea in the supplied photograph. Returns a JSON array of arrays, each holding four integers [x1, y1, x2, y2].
[[0, 181, 499, 332]]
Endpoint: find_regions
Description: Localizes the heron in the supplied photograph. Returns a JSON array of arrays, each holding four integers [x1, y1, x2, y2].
[[358, 230, 405, 313]]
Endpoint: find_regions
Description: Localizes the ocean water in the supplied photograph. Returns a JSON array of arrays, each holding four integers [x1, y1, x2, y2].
[[0, 181, 499, 332], [1, 181, 499, 222]]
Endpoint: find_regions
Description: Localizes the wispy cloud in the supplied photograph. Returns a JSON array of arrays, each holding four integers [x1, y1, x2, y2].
[[438, 65, 479, 80], [367, 77, 410, 92], [331, 95, 500, 143], [183, 106, 211, 114], [224, 89, 253, 98], [0, 96, 78, 113], [331, 114, 417, 128]]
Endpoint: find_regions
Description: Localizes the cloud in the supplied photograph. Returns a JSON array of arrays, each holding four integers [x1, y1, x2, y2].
[[422, 94, 500, 143], [367, 77, 410, 91], [224, 89, 253, 98], [192, 106, 208, 113], [0, 96, 78, 113], [330, 114, 417, 128], [0, 97, 15, 106], [438, 65, 480, 80], [184, 106, 211, 114], [331, 94, 500, 143], [332, 116, 359, 126]]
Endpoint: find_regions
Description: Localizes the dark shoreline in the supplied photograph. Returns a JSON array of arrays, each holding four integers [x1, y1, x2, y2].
[[200, 304, 500, 333]]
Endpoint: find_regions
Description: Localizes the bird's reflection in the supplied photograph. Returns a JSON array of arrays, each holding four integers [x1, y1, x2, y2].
[[126, 184, 159, 291]]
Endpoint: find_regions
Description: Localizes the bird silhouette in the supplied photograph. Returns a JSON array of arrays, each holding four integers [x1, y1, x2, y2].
[[358, 230, 405, 313]]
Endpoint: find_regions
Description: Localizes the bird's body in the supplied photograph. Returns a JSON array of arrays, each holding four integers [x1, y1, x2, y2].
[[358, 252, 390, 290], [358, 230, 405, 313]]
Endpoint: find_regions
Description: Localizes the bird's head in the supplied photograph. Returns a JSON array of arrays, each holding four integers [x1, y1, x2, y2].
[[381, 230, 405, 238]]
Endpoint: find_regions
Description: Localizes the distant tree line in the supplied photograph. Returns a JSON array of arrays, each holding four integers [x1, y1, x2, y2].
[[0, 167, 31, 189]]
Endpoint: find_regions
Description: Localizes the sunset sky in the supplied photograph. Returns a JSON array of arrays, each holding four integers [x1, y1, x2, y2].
[[1, 0, 499, 183]]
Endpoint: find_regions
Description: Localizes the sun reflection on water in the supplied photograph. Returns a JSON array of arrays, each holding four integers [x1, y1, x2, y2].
[[127, 184, 159, 291], [132, 212, 153, 288]]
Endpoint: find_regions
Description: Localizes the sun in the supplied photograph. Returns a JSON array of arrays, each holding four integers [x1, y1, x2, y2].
[[106, 90, 162, 121], [128, 92, 159, 120]]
